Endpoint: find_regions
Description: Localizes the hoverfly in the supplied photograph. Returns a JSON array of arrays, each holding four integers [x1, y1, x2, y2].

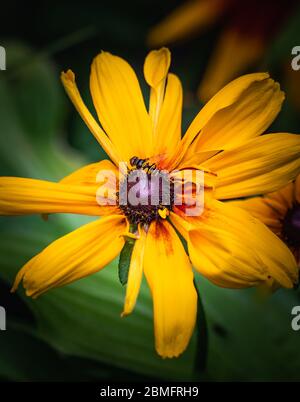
[[130, 156, 158, 174]]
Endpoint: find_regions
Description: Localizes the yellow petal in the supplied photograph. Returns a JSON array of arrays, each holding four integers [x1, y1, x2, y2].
[[0, 177, 112, 216], [171, 201, 298, 289], [60, 159, 119, 208], [144, 48, 171, 136], [194, 80, 284, 153], [263, 183, 295, 216], [218, 202, 298, 288], [90, 52, 153, 162], [170, 72, 278, 169], [61, 70, 119, 165], [154, 74, 182, 163], [38, 160, 119, 221], [169, 211, 191, 239], [143, 220, 197, 358], [231, 182, 296, 237], [181, 74, 284, 166], [12, 215, 126, 297], [178, 150, 221, 169], [61, 159, 119, 186], [144, 48, 171, 89], [147, 0, 223, 46], [204, 134, 300, 199], [198, 29, 265, 103], [122, 227, 146, 317], [230, 197, 283, 236]]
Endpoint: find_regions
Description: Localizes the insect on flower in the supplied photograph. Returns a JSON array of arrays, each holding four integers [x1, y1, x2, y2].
[[0, 48, 300, 358], [130, 156, 158, 175]]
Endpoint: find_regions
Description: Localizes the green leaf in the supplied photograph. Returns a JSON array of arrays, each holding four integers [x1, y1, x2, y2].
[[194, 276, 208, 374], [0, 321, 150, 381], [0, 325, 80, 381], [118, 240, 135, 286], [199, 273, 300, 381], [0, 41, 85, 179], [0, 214, 198, 381]]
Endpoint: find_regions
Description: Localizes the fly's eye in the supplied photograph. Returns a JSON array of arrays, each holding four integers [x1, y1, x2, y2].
[[130, 156, 138, 166]]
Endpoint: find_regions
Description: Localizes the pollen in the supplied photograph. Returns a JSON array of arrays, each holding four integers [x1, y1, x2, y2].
[[158, 207, 169, 219]]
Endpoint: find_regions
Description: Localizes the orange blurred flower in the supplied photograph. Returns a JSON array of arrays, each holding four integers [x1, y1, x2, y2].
[[148, 0, 298, 102]]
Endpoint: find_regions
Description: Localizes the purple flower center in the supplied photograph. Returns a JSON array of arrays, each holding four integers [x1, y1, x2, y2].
[[118, 168, 174, 225], [282, 204, 300, 248]]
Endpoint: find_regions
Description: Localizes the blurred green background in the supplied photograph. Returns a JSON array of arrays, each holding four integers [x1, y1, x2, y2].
[[0, 0, 300, 382]]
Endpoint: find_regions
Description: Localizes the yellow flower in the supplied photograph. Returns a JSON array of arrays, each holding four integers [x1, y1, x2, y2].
[[232, 176, 300, 269], [1, 48, 300, 358], [148, 0, 298, 102]]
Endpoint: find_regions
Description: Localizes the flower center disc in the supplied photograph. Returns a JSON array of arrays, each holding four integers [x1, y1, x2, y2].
[[283, 203, 300, 248], [118, 168, 174, 225]]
